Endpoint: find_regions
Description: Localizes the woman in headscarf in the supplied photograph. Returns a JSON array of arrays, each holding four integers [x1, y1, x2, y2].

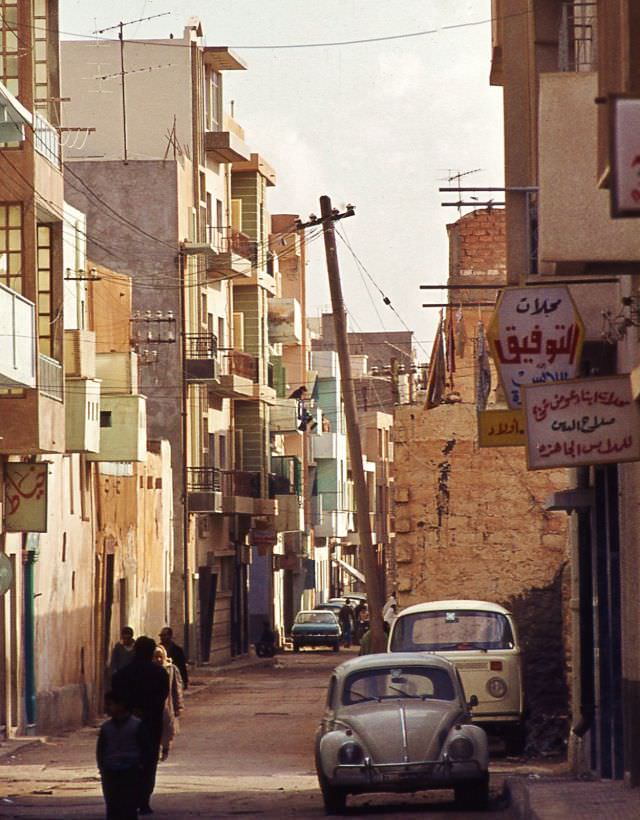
[[153, 643, 184, 761]]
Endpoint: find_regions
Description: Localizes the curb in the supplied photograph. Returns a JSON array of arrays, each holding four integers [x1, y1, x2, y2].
[[505, 776, 534, 819], [0, 736, 47, 764]]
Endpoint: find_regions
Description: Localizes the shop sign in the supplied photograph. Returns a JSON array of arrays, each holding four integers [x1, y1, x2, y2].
[[610, 96, 640, 217], [487, 286, 584, 409], [477, 408, 526, 447], [249, 528, 277, 548], [5, 462, 48, 532], [522, 375, 640, 470]]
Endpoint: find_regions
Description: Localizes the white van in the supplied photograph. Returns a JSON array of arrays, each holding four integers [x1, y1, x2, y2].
[[388, 600, 525, 753]]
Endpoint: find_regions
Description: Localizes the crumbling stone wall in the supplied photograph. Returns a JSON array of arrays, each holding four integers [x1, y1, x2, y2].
[[392, 209, 572, 755]]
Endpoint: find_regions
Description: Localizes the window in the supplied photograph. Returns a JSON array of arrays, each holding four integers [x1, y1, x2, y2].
[[37, 224, 53, 356], [100, 411, 112, 428], [0, 204, 22, 293], [0, 0, 20, 98]]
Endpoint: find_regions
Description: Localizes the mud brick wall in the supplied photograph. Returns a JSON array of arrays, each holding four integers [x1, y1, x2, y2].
[[392, 209, 572, 754]]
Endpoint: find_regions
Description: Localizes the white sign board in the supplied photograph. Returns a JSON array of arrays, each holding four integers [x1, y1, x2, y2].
[[523, 375, 640, 470], [610, 96, 640, 218], [487, 286, 584, 410]]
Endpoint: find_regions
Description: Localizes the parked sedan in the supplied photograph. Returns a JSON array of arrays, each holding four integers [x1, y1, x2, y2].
[[292, 610, 342, 652], [315, 653, 489, 814]]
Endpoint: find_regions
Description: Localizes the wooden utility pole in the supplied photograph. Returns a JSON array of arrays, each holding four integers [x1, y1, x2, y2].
[[317, 195, 386, 652]]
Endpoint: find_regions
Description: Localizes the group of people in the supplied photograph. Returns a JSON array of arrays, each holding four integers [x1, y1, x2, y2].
[[337, 593, 399, 651], [98, 626, 189, 818]]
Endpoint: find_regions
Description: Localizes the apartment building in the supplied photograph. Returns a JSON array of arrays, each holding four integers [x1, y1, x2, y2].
[[61, 19, 289, 662], [490, 0, 640, 785]]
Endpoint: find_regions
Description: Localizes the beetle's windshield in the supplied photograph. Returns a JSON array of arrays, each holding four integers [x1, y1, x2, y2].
[[342, 666, 455, 705], [390, 610, 514, 652], [295, 612, 336, 624]]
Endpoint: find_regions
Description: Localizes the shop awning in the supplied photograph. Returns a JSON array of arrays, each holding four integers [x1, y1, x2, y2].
[[332, 557, 365, 584]]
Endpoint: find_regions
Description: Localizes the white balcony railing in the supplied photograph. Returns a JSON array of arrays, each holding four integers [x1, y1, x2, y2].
[[34, 112, 61, 167], [0, 283, 36, 388], [38, 353, 63, 402]]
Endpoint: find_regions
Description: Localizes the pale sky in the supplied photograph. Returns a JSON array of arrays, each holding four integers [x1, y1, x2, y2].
[[59, 1, 504, 358]]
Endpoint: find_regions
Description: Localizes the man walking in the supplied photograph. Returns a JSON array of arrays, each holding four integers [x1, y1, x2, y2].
[[109, 626, 135, 677], [159, 627, 189, 689], [112, 636, 169, 815], [338, 599, 353, 648]]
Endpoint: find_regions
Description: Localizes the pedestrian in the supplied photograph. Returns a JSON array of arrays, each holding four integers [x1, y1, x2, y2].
[[108, 626, 135, 677], [112, 636, 169, 816], [384, 603, 399, 631], [159, 626, 189, 690], [382, 592, 398, 623], [96, 690, 152, 820], [356, 604, 370, 643], [338, 599, 353, 647], [255, 621, 277, 657], [153, 644, 184, 761]]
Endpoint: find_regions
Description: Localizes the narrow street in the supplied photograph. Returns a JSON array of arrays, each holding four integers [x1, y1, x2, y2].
[[0, 650, 525, 819]]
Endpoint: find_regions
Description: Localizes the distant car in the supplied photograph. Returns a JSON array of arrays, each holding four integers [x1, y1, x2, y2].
[[315, 653, 489, 814], [388, 600, 525, 754], [292, 610, 342, 652], [314, 601, 344, 616]]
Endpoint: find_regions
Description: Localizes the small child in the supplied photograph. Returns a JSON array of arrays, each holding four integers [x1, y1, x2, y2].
[[96, 691, 151, 820]]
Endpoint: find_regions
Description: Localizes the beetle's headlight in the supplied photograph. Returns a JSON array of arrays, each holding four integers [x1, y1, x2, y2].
[[338, 741, 364, 765], [447, 736, 474, 761], [487, 677, 508, 698]]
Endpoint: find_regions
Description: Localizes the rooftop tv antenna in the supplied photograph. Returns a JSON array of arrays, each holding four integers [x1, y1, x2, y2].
[[94, 12, 171, 163]]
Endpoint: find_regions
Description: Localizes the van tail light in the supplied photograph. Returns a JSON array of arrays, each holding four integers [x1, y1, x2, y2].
[[490, 661, 503, 671]]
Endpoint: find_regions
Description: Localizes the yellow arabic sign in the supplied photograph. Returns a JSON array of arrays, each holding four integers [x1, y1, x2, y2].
[[478, 409, 526, 448], [5, 462, 48, 532]]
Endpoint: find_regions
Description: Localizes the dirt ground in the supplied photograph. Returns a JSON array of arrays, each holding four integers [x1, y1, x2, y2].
[[0, 649, 556, 819]]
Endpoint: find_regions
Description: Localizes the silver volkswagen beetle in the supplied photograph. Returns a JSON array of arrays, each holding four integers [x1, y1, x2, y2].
[[315, 653, 489, 814]]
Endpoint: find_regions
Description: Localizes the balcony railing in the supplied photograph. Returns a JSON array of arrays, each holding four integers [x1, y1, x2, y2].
[[34, 112, 61, 167], [185, 333, 217, 359], [204, 227, 258, 264], [187, 466, 222, 493], [222, 469, 261, 498], [270, 455, 302, 496], [559, 2, 597, 72], [38, 353, 63, 402], [226, 350, 258, 381]]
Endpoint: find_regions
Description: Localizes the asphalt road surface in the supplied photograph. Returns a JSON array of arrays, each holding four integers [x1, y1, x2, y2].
[[0, 649, 522, 819]]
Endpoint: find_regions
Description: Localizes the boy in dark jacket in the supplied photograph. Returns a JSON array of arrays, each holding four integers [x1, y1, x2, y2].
[[97, 691, 151, 820]]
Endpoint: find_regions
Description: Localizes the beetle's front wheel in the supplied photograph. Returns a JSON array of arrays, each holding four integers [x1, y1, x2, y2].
[[320, 781, 347, 815]]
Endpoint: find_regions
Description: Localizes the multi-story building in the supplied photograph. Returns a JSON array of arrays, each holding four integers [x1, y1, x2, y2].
[[61, 19, 285, 663], [490, 0, 640, 785]]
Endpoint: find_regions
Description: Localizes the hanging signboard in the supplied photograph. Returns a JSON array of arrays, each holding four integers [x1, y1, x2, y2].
[[522, 375, 640, 470], [5, 462, 48, 532], [487, 286, 584, 410], [610, 96, 640, 218], [477, 409, 526, 447]]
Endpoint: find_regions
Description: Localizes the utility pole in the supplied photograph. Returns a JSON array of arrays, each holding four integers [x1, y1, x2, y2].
[[298, 197, 386, 652]]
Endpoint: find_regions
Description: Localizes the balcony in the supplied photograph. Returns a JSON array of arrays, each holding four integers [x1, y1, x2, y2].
[[311, 432, 345, 461], [0, 283, 36, 389], [64, 329, 96, 379], [222, 469, 277, 517], [204, 231, 256, 282], [96, 351, 138, 395], [34, 112, 61, 168], [314, 509, 349, 540], [39, 354, 63, 402], [274, 493, 304, 532], [270, 455, 302, 496], [86, 394, 146, 463], [185, 333, 218, 382], [188, 466, 223, 513], [65, 377, 100, 453], [228, 350, 258, 381], [204, 129, 251, 163], [270, 398, 303, 433], [268, 297, 303, 345]]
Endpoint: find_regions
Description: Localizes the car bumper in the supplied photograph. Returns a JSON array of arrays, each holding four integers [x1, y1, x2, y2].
[[292, 634, 339, 645], [329, 759, 485, 790]]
